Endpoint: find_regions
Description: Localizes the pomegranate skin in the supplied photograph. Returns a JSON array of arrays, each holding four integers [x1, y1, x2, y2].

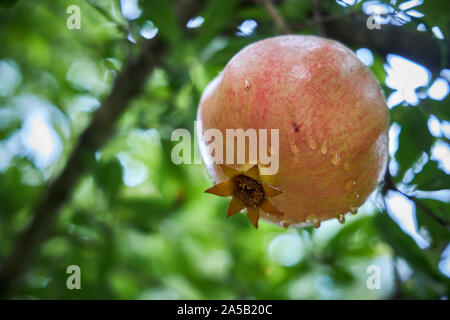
[[197, 35, 389, 227]]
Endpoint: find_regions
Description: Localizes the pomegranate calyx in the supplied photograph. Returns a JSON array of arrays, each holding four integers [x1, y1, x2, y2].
[[205, 164, 285, 228]]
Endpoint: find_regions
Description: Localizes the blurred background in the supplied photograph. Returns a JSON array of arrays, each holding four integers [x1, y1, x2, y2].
[[0, 0, 449, 299]]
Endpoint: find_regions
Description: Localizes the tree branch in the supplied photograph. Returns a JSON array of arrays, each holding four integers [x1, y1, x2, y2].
[[321, 14, 450, 76], [382, 169, 449, 227], [254, 0, 292, 34], [313, 0, 326, 37], [257, 3, 448, 77], [0, 0, 206, 297], [0, 39, 165, 297]]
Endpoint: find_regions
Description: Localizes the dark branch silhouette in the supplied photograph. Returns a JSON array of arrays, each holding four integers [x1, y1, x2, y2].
[[254, 0, 292, 34], [257, 1, 448, 77], [382, 170, 449, 227], [322, 14, 449, 77], [313, 0, 326, 36], [0, 0, 206, 297]]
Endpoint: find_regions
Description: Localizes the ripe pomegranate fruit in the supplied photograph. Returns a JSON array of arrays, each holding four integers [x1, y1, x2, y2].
[[197, 35, 389, 228]]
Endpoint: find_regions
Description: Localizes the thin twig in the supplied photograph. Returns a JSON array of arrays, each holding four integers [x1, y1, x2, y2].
[[389, 257, 407, 300], [290, 11, 354, 31], [254, 0, 292, 34], [313, 0, 326, 36], [85, 0, 127, 34], [84, 0, 136, 57], [383, 169, 449, 226], [411, 195, 448, 226]]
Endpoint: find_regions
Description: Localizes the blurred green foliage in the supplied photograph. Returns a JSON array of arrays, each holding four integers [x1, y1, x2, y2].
[[0, 0, 449, 299]]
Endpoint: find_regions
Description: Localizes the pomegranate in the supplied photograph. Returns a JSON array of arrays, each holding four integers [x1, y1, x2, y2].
[[197, 35, 389, 228]]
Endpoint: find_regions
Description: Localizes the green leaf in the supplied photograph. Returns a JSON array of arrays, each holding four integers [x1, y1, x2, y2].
[[114, 198, 173, 233], [0, 115, 21, 140], [370, 54, 387, 85], [324, 216, 378, 258], [202, 37, 252, 66], [194, 0, 239, 49], [0, 161, 42, 216], [391, 107, 435, 179], [0, 0, 19, 8], [426, 98, 450, 121], [412, 159, 450, 191], [374, 212, 442, 281], [331, 263, 354, 285], [419, 0, 450, 35], [140, 0, 181, 46], [94, 158, 123, 203], [415, 198, 450, 247]]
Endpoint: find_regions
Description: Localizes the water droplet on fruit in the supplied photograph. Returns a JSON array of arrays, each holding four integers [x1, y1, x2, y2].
[[338, 214, 345, 224], [289, 139, 299, 154], [348, 191, 360, 201], [331, 153, 341, 166], [345, 180, 357, 191], [307, 137, 317, 150], [281, 220, 291, 228], [244, 79, 251, 90], [350, 206, 358, 214], [320, 141, 327, 154], [306, 214, 321, 228]]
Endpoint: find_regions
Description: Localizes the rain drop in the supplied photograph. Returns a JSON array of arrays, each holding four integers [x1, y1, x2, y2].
[[306, 214, 321, 228], [320, 141, 327, 154], [244, 79, 251, 90], [289, 139, 299, 154], [140, 21, 159, 39], [350, 206, 358, 215], [307, 137, 317, 150], [331, 153, 341, 166], [338, 214, 345, 224], [281, 220, 291, 228], [348, 191, 360, 201], [345, 180, 357, 191]]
